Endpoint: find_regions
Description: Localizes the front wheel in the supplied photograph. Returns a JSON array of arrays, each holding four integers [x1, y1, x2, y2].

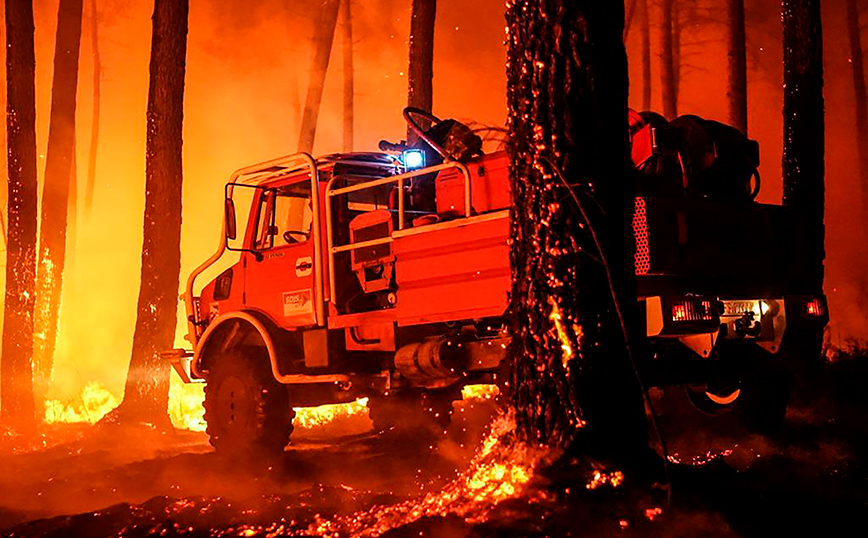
[[203, 349, 294, 456]]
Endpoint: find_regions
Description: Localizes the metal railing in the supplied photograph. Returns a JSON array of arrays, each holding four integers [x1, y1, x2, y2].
[[324, 161, 473, 302]]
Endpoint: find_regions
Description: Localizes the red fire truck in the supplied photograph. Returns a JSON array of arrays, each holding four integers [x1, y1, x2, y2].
[[167, 108, 828, 454]]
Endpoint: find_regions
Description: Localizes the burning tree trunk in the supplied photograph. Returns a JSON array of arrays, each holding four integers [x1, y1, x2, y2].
[[297, 0, 340, 153], [782, 0, 824, 293], [2, 0, 38, 431], [727, 0, 748, 134], [661, 0, 678, 118], [113, 0, 188, 424], [407, 0, 436, 142], [847, 0, 868, 218], [640, 0, 651, 110], [340, 0, 353, 152], [33, 0, 84, 406], [505, 0, 651, 470], [84, 0, 100, 216]]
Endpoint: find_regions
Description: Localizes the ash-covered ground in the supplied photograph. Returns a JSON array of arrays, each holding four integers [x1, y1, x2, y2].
[[2, 353, 867, 538]]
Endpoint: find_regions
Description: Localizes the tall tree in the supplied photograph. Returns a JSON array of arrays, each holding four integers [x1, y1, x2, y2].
[[84, 0, 100, 216], [340, 0, 353, 152], [113, 0, 188, 424], [660, 0, 678, 118], [640, 0, 651, 110], [297, 0, 340, 153], [505, 0, 651, 472], [2, 0, 38, 430], [847, 0, 868, 218], [782, 0, 824, 293], [727, 0, 748, 133], [407, 0, 436, 142], [33, 0, 84, 406]]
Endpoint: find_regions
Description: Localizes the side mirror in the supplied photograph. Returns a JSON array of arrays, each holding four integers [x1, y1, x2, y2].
[[225, 198, 237, 241]]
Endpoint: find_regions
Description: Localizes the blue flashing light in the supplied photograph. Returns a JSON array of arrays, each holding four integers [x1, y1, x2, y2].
[[402, 148, 426, 170]]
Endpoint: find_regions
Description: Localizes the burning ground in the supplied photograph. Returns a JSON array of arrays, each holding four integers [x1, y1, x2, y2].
[[1, 355, 868, 538]]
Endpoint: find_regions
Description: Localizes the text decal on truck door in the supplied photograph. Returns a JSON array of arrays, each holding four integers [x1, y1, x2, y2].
[[283, 289, 312, 317]]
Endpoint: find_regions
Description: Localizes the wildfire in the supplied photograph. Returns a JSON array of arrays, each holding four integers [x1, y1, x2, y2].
[[293, 398, 370, 430], [306, 411, 544, 537], [44, 382, 119, 424], [461, 384, 499, 401]]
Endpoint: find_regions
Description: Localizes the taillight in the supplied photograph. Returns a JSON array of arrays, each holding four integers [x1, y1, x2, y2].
[[804, 298, 826, 319], [670, 299, 715, 322]]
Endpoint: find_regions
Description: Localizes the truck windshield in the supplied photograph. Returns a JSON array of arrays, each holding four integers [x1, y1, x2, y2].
[[254, 181, 313, 249]]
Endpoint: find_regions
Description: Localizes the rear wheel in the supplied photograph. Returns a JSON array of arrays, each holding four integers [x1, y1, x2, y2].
[[203, 349, 294, 456]]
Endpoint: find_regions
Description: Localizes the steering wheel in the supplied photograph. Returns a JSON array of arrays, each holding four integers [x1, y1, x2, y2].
[[403, 106, 450, 160], [283, 230, 311, 244]]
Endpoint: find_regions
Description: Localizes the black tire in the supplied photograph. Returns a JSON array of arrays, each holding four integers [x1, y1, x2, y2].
[[203, 349, 294, 456], [683, 346, 792, 432]]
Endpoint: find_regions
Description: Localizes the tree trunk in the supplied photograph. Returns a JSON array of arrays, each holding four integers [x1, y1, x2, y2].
[[2, 0, 38, 431], [407, 0, 436, 142], [114, 0, 187, 425], [84, 0, 100, 216], [624, 0, 639, 38], [505, 0, 650, 470], [782, 0, 824, 293], [847, 0, 868, 218], [33, 0, 84, 406], [661, 0, 678, 118], [727, 0, 748, 134], [340, 0, 353, 152], [640, 0, 651, 110], [297, 0, 340, 153]]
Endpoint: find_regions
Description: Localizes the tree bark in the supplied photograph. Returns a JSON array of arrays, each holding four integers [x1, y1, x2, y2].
[[2, 0, 38, 430], [624, 0, 639, 38], [727, 0, 748, 134], [340, 0, 353, 152], [297, 0, 340, 153], [505, 0, 650, 469], [661, 0, 678, 118], [115, 0, 187, 424], [782, 0, 824, 293], [640, 0, 651, 110], [407, 0, 436, 142], [84, 0, 100, 216], [33, 0, 84, 406], [847, 0, 868, 218]]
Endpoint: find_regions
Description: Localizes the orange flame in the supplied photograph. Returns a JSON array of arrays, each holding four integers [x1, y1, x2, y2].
[[44, 382, 119, 424]]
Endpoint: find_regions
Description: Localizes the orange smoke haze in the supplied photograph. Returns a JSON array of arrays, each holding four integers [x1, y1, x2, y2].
[[0, 0, 865, 412]]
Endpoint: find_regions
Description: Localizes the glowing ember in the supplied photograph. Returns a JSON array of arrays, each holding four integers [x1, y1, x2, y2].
[[548, 297, 579, 369], [461, 384, 499, 401], [44, 382, 119, 424], [667, 448, 734, 467], [307, 411, 544, 537], [168, 379, 206, 431], [644, 506, 663, 521], [585, 468, 624, 490]]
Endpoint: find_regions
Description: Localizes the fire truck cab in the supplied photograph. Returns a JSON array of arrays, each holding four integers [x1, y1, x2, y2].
[[168, 108, 828, 455]]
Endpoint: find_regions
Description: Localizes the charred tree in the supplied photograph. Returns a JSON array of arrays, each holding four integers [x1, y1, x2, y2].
[[661, 0, 678, 118], [847, 0, 868, 218], [624, 0, 638, 37], [782, 0, 824, 293], [297, 0, 340, 153], [340, 0, 353, 152], [505, 0, 651, 470], [407, 0, 436, 142], [2, 0, 38, 430], [33, 0, 84, 406], [727, 0, 748, 134], [640, 0, 651, 110], [114, 0, 187, 424], [84, 0, 100, 216]]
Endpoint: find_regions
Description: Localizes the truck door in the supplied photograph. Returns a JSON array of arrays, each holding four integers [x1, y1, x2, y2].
[[245, 179, 316, 327]]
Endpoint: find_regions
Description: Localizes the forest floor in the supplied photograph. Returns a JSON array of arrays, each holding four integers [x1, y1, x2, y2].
[[1, 352, 867, 538]]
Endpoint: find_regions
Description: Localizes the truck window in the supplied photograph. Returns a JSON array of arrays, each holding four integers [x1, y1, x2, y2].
[[254, 182, 313, 250]]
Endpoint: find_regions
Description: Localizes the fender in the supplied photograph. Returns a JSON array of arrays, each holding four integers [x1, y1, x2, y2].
[[193, 310, 349, 385]]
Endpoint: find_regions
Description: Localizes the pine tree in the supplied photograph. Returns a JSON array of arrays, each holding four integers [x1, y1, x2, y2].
[[297, 0, 340, 153], [407, 0, 436, 142]]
